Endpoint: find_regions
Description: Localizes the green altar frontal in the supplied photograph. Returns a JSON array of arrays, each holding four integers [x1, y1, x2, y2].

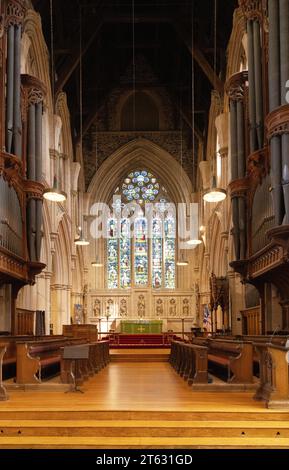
[[120, 320, 163, 334]]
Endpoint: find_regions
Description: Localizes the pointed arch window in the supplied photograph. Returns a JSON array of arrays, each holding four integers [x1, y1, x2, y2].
[[106, 170, 176, 290]]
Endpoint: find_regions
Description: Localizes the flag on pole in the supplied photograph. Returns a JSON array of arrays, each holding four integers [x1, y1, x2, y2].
[[203, 304, 211, 331]]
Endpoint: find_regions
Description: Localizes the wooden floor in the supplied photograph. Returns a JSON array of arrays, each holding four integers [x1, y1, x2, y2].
[[1, 360, 289, 448]]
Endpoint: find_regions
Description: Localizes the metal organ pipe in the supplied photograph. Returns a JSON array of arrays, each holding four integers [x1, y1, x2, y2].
[[268, 0, 284, 225], [253, 20, 263, 149], [237, 100, 245, 178], [279, 0, 289, 223], [230, 101, 238, 181], [35, 102, 43, 261], [247, 20, 257, 152], [6, 26, 14, 154], [269, 0, 281, 111], [27, 103, 36, 262], [13, 25, 22, 158]]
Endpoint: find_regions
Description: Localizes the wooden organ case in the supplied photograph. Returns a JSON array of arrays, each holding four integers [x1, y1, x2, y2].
[[0, 1, 46, 333], [227, 0, 289, 332]]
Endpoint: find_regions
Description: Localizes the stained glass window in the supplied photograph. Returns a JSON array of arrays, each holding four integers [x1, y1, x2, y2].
[[134, 217, 148, 286], [107, 218, 118, 289], [122, 170, 160, 204], [107, 171, 176, 289], [152, 218, 162, 288], [120, 219, 131, 288], [164, 216, 176, 289]]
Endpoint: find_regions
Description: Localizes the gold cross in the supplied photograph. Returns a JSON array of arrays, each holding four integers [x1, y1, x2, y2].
[[137, 326, 146, 332]]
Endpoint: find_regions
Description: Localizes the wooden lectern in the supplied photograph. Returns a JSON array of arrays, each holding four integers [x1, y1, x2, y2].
[[63, 345, 89, 393]]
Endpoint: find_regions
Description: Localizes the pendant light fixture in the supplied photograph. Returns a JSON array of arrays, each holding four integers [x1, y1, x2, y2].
[[203, 176, 227, 203], [43, 0, 67, 203], [74, 7, 89, 247], [187, 3, 202, 246], [202, 0, 226, 204], [176, 99, 189, 266], [75, 225, 90, 246]]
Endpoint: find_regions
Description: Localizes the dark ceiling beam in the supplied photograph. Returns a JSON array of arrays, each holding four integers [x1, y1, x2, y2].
[[173, 22, 224, 95], [55, 21, 103, 94]]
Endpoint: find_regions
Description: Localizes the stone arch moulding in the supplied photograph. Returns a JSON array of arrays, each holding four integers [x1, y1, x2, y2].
[[86, 139, 193, 210]]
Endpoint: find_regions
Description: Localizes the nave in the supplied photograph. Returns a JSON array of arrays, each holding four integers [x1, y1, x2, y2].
[[0, 356, 289, 449]]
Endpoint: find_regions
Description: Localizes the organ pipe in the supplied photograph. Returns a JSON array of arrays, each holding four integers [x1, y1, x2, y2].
[[247, 20, 257, 152], [268, 0, 280, 111], [253, 20, 263, 149], [13, 24, 22, 158], [230, 101, 238, 180], [237, 100, 245, 178], [35, 102, 43, 262], [6, 26, 14, 154]]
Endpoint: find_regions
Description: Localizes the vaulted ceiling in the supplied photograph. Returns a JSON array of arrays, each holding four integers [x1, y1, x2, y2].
[[32, 0, 237, 148]]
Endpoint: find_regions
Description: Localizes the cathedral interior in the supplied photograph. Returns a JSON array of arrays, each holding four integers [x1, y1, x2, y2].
[[0, 0, 289, 451]]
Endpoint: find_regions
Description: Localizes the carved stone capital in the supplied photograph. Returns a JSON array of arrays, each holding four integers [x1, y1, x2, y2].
[[21, 74, 46, 105], [5, 0, 25, 27], [225, 71, 248, 102], [229, 177, 250, 199], [266, 105, 289, 140], [239, 0, 263, 21]]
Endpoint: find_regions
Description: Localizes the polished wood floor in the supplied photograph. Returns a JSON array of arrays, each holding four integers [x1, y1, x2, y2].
[[1, 361, 289, 448]]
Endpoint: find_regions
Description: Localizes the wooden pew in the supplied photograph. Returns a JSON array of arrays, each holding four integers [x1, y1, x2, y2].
[[169, 341, 208, 385], [0, 345, 8, 400], [194, 338, 254, 384], [60, 341, 110, 384], [16, 338, 87, 384], [254, 342, 289, 408]]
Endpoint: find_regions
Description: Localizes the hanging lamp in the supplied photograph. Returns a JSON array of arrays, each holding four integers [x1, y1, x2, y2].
[[74, 225, 90, 246], [74, 8, 89, 247], [203, 2, 226, 204], [203, 176, 227, 203], [44, 0, 67, 203]]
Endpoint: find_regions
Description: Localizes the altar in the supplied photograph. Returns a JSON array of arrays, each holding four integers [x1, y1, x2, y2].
[[120, 320, 163, 334]]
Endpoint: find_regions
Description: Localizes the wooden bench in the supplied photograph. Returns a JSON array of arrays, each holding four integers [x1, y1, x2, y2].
[[254, 342, 289, 408], [169, 341, 208, 385], [206, 339, 253, 383], [16, 338, 86, 384], [60, 340, 110, 384], [0, 345, 8, 400]]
